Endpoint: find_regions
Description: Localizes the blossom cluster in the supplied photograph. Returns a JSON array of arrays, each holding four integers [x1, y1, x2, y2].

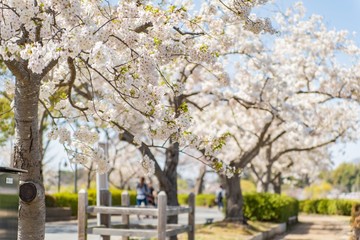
[[187, 3, 360, 180]]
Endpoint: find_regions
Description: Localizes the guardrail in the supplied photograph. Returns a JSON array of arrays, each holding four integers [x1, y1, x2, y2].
[[78, 190, 195, 240]]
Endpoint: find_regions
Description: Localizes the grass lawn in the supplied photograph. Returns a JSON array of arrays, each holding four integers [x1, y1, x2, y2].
[[178, 221, 277, 240]]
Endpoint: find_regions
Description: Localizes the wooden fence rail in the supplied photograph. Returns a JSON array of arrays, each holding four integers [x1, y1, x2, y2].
[[78, 190, 195, 240]]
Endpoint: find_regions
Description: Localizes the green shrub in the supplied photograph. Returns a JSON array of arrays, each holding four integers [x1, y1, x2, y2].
[[317, 199, 329, 214], [195, 194, 215, 207], [243, 192, 299, 222], [300, 199, 360, 216], [178, 193, 215, 206], [49, 189, 137, 216], [336, 200, 355, 215], [108, 189, 137, 206], [48, 190, 299, 222], [45, 194, 57, 208], [178, 194, 189, 205], [300, 199, 320, 214], [241, 180, 257, 193], [52, 192, 81, 216]]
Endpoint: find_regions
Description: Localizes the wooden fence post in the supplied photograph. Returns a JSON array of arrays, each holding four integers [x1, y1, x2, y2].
[[157, 191, 167, 240], [121, 191, 130, 240], [100, 189, 111, 240], [78, 189, 88, 240], [188, 193, 195, 240]]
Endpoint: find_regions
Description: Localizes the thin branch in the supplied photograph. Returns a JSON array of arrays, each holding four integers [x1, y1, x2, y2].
[[111, 121, 173, 191], [173, 26, 205, 36], [134, 22, 153, 33], [272, 131, 345, 162], [67, 57, 89, 112]]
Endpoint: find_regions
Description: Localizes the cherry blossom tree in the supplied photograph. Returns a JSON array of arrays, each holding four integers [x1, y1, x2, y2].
[[250, 143, 335, 194], [190, 3, 360, 222], [0, 0, 275, 238], [99, 1, 275, 231], [0, 1, 203, 238], [106, 135, 143, 190]]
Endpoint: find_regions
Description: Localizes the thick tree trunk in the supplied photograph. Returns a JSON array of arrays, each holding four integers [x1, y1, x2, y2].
[[273, 173, 282, 194], [194, 164, 206, 194], [224, 175, 245, 223], [263, 147, 272, 193], [159, 142, 179, 240], [262, 181, 270, 192], [117, 126, 181, 239], [263, 163, 272, 192], [86, 162, 94, 189], [13, 76, 45, 240]]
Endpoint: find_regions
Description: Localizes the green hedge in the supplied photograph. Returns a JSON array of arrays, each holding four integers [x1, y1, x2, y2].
[[178, 194, 216, 207], [51, 192, 83, 216], [46, 189, 136, 216], [195, 194, 216, 207], [179, 192, 298, 222], [46, 190, 298, 222], [243, 192, 299, 223], [300, 199, 360, 216]]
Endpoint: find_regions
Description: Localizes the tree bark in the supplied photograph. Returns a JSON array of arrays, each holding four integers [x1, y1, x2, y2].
[[224, 175, 245, 223], [194, 164, 206, 194], [116, 125, 180, 239], [273, 173, 282, 194], [13, 74, 45, 240], [160, 142, 179, 240], [86, 162, 94, 190], [263, 163, 272, 192], [263, 146, 272, 193]]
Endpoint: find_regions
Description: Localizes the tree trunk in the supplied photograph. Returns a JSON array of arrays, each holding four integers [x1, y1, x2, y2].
[[13, 76, 45, 240], [262, 181, 270, 192], [273, 173, 282, 194], [263, 163, 272, 192], [224, 175, 245, 223], [160, 142, 179, 240], [263, 146, 272, 193], [194, 164, 206, 194]]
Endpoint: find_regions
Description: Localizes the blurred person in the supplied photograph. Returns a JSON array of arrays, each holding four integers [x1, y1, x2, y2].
[[136, 177, 149, 206], [147, 183, 156, 207], [215, 185, 225, 210]]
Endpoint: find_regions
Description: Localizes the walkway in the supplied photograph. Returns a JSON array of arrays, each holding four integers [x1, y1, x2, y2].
[[45, 206, 223, 240], [272, 215, 351, 240]]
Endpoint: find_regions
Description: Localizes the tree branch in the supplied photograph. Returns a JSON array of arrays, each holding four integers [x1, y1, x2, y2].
[[67, 57, 88, 112], [271, 132, 344, 162], [111, 121, 173, 192]]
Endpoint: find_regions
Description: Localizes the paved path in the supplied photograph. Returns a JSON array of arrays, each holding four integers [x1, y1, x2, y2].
[[45, 207, 223, 240], [272, 215, 351, 240]]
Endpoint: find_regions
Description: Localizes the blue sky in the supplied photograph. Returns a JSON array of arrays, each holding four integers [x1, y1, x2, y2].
[[274, 1, 360, 35]]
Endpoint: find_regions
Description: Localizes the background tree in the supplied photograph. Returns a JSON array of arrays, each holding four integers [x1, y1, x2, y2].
[[330, 163, 360, 192], [251, 148, 332, 194], [0, 0, 276, 238], [190, 3, 360, 222], [0, 96, 14, 146], [108, 1, 276, 232]]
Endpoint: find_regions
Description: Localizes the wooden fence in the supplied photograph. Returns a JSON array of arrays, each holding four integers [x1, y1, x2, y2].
[[78, 190, 195, 240]]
